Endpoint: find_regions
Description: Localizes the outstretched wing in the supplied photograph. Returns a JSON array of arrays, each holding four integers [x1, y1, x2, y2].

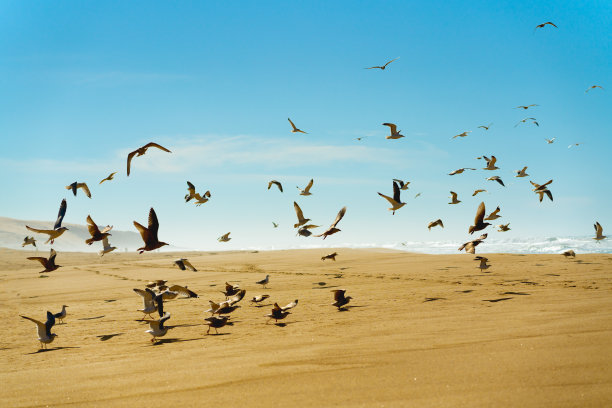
[[382, 57, 399, 67], [169, 285, 198, 298], [182, 259, 197, 271], [474, 202, 486, 225], [133, 221, 150, 243], [79, 183, 92, 198], [27, 256, 48, 267], [304, 179, 314, 193], [332, 289, 345, 302], [126, 150, 137, 176], [144, 142, 171, 153], [330, 207, 347, 229], [86, 215, 101, 237], [54, 199, 67, 230], [392, 181, 401, 203], [133, 288, 153, 302], [148, 208, 159, 240], [45, 311, 56, 336], [382, 123, 397, 134], [378, 192, 397, 206], [293, 201, 305, 222]]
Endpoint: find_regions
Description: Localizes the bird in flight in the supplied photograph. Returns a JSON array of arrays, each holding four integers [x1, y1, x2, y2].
[[448, 191, 461, 205], [459, 233, 488, 254], [133, 208, 169, 253], [144, 313, 172, 344], [487, 176, 505, 187], [515, 104, 538, 110], [535, 21, 557, 31], [474, 256, 490, 272], [65, 182, 91, 198], [193, 191, 211, 206], [469, 202, 491, 234], [99, 172, 117, 185], [484, 206, 502, 221], [293, 201, 311, 228], [428, 219, 444, 231], [20, 311, 58, 349], [218, 232, 231, 242], [379, 181, 405, 214], [453, 131, 471, 139], [545, 138, 556, 144], [272, 222, 278, 228], [26, 199, 68, 244], [365, 57, 399, 70], [313, 207, 347, 239], [126, 142, 171, 176], [331, 289, 352, 309], [515, 167, 529, 177], [268, 180, 283, 193], [585, 85, 604, 93], [515, 118, 539, 127], [472, 189, 486, 196], [174, 258, 197, 271], [22, 236, 37, 248], [288, 118, 307, 134], [28, 249, 61, 273], [449, 168, 476, 176], [482, 155, 499, 170], [99, 236, 117, 256], [478, 123, 492, 130], [321, 252, 338, 261], [498, 223, 511, 232], [85, 215, 112, 245], [593, 222, 607, 241], [382, 123, 404, 140], [568, 143, 582, 148], [297, 178, 314, 196], [393, 179, 410, 190]]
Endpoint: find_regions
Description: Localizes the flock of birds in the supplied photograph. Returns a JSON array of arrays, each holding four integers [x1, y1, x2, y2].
[[18, 21, 608, 349]]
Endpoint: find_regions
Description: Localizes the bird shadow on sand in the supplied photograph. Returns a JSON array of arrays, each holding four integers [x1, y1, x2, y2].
[[424, 297, 446, 302], [336, 305, 365, 311], [97, 333, 124, 341], [78, 315, 105, 320], [312, 285, 340, 290], [501, 292, 530, 296], [27, 346, 80, 355], [482, 297, 513, 303], [205, 332, 231, 336], [151, 338, 204, 346]]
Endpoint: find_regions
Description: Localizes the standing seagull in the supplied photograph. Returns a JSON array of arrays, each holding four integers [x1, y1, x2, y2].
[[99, 172, 117, 184], [218, 232, 231, 243], [297, 178, 314, 196], [100, 236, 117, 256], [53, 305, 68, 324], [448, 191, 461, 205], [288, 118, 307, 134], [26, 199, 68, 244], [378, 181, 405, 214], [28, 249, 61, 273], [365, 57, 399, 70], [313, 207, 347, 239], [469, 202, 491, 235], [293, 201, 311, 228], [332, 289, 352, 309], [256, 275, 270, 289], [133, 208, 169, 254], [382, 123, 404, 139], [174, 258, 197, 271], [85, 215, 112, 245], [593, 222, 607, 241], [20, 311, 58, 349], [65, 182, 91, 198], [268, 180, 283, 192], [22, 236, 37, 248], [126, 142, 172, 176], [144, 313, 172, 343]]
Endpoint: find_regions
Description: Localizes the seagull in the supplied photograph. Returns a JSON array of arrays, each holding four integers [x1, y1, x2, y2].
[[515, 167, 529, 177], [472, 189, 486, 196], [382, 123, 404, 139], [22, 236, 37, 248], [26, 198, 68, 244], [53, 305, 68, 324], [144, 312, 171, 343], [453, 131, 471, 139], [193, 191, 211, 206], [515, 118, 539, 127], [296, 224, 320, 237], [280, 299, 298, 311], [482, 155, 499, 170], [530, 179, 553, 192], [99, 172, 117, 184], [487, 176, 505, 186], [585, 85, 604, 93], [133, 289, 157, 320], [478, 123, 493, 130], [378, 181, 405, 214], [297, 178, 314, 196], [293, 201, 311, 228], [448, 191, 461, 205], [28, 249, 61, 273], [392, 179, 410, 190], [272, 222, 279, 228], [535, 21, 557, 30], [365, 57, 399, 70], [134, 208, 169, 254], [227, 289, 246, 306], [174, 258, 197, 271], [20, 311, 58, 349], [562, 250, 576, 258], [474, 256, 490, 272], [168, 284, 199, 298], [449, 168, 476, 175], [266, 303, 291, 323], [516, 104, 539, 110], [221, 282, 241, 298], [256, 275, 270, 289], [251, 294, 270, 304], [459, 233, 488, 254], [99, 236, 117, 256], [185, 181, 197, 202], [313, 207, 347, 239], [498, 223, 511, 232], [428, 219, 444, 230], [65, 182, 92, 198], [126, 142, 171, 176], [332, 289, 352, 309], [206, 300, 229, 315], [321, 252, 338, 261], [414, 193, 421, 198], [146, 288, 174, 317], [218, 232, 231, 242], [268, 180, 283, 193], [469, 202, 491, 235], [536, 188, 553, 202], [205, 316, 231, 334], [484, 206, 502, 221], [85, 215, 112, 245], [593, 222, 607, 241], [545, 138, 556, 144], [288, 118, 307, 134], [568, 143, 582, 148]]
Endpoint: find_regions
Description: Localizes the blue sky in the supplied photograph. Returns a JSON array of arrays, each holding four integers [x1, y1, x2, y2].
[[1, 1, 611, 250]]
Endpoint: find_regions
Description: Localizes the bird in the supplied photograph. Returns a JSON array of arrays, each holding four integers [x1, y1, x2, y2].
[[266, 303, 291, 323], [478, 123, 492, 130], [280, 300, 298, 311], [382, 123, 404, 139], [365, 57, 399, 70], [332, 289, 352, 309], [313, 206, 347, 239], [414, 193, 421, 198], [530, 179, 553, 192], [126, 142, 171, 176], [272, 222, 279, 228], [99, 172, 117, 184], [144, 313, 171, 343], [392, 179, 410, 190], [568, 143, 582, 148], [293, 201, 311, 228], [268, 180, 283, 192], [99, 236, 117, 256], [133, 289, 157, 320], [593, 222, 607, 241], [65, 182, 92, 198], [256, 275, 270, 289], [545, 138, 556, 144], [85, 215, 112, 245], [535, 21, 557, 30], [297, 178, 314, 196], [498, 223, 511, 232], [193, 191, 211, 206], [428, 219, 444, 231], [449, 168, 476, 175], [585, 85, 604, 93], [459, 233, 488, 254], [469, 202, 491, 235], [321, 252, 338, 261], [474, 256, 490, 272], [487, 176, 505, 187], [453, 131, 471, 139], [28, 249, 61, 273], [288, 118, 307, 134], [168, 284, 198, 298], [185, 181, 197, 202], [22, 236, 36, 248], [515, 167, 529, 177], [536, 188, 553, 202], [562, 250, 576, 258], [296, 224, 320, 237], [174, 258, 197, 271], [134, 208, 169, 254], [516, 104, 538, 110], [20, 311, 58, 349], [26, 198, 68, 244], [515, 118, 539, 127], [472, 189, 486, 196], [251, 294, 270, 304], [146, 288, 175, 317], [448, 191, 461, 205], [227, 289, 246, 306], [482, 155, 499, 170], [218, 232, 231, 243], [53, 305, 68, 324], [221, 282, 241, 298], [484, 206, 502, 221], [208, 300, 240, 315], [378, 181, 405, 214], [205, 316, 231, 334]]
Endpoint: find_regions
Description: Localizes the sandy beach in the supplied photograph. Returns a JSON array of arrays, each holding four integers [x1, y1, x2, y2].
[[1, 248, 611, 407]]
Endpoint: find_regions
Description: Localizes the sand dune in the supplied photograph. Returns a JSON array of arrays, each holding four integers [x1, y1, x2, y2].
[[1, 248, 611, 407]]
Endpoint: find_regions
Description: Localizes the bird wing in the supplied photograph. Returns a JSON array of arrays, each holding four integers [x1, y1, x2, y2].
[[101, 236, 110, 248], [86, 215, 101, 236], [187, 181, 196, 195], [26, 226, 53, 234], [438, 220, 444, 228], [489, 156, 497, 166], [133, 221, 150, 243], [288, 118, 298, 131], [474, 202, 486, 225], [595, 222, 603, 235], [182, 259, 197, 271], [148, 208, 160, 240], [392, 181, 401, 203], [547, 22, 557, 27], [304, 178, 314, 193], [378, 192, 397, 206], [332, 289, 346, 302], [45, 311, 56, 336], [382, 123, 397, 134], [20, 315, 47, 338], [293, 201, 306, 222], [79, 183, 92, 198], [144, 142, 171, 153], [133, 288, 154, 302], [383, 57, 399, 67], [450, 191, 458, 201], [48, 249, 57, 267], [491, 207, 500, 216], [100, 225, 113, 234], [169, 285, 198, 298], [27, 256, 48, 267], [54, 199, 67, 230], [126, 150, 138, 176]]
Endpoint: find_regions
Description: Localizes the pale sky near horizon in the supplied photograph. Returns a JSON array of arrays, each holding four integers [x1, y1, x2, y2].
[[1, 1, 611, 251]]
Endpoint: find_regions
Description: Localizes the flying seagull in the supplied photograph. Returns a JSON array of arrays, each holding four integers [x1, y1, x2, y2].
[[469, 202, 491, 235], [475, 256, 490, 272], [545, 138, 556, 144], [272, 222, 279, 228], [562, 250, 576, 258], [482, 155, 499, 170], [459, 233, 488, 254], [332, 289, 352, 309], [428, 219, 444, 230], [134, 208, 169, 254], [378, 181, 405, 214], [168, 284, 198, 298], [515, 104, 539, 110], [515, 118, 539, 127], [472, 189, 486, 196], [535, 21, 557, 31], [185, 181, 197, 202], [453, 131, 471, 139], [449, 168, 476, 175], [99, 172, 117, 184], [382, 123, 404, 139], [218, 232, 231, 242], [144, 312, 171, 343], [293, 201, 311, 228], [174, 258, 197, 271], [288, 118, 307, 134], [515, 167, 529, 177], [193, 191, 211, 206], [568, 143, 582, 148], [22, 236, 36, 248], [478, 123, 493, 130], [20, 311, 57, 349], [268, 180, 283, 193], [85, 215, 112, 245], [26, 198, 68, 244], [28, 249, 61, 273], [99, 236, 117, 256], [498, 223, 511, 232], [66, 182, 91, 198], [448, 191, 461, 205], [585, 85, 603, 93], [487, 176, 505, 187], [321, 252, 338, 261], [593, 222, 607, 241], [314, 207, 347, 239], [365, 57, 399, 70], [126, 142, 171, 176], [296, 224, 320, 237], [392, 179, 410, 190], [297, 178, 314, 196], [484, 206, 502, 221], [53, 305, 68, 324]]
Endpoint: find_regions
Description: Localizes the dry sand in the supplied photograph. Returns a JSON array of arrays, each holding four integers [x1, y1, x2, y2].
[[1, 248, 611, 407]]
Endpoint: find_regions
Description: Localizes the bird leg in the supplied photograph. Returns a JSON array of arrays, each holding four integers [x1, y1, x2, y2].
[[207, 326, 211, 334]]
